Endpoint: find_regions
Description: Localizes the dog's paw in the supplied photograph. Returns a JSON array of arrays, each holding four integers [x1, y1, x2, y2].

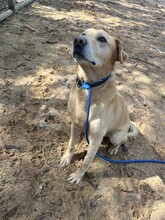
[[68, 171, 83, 184], [60, 153, 72, 167], [108, 147, 119, 155]]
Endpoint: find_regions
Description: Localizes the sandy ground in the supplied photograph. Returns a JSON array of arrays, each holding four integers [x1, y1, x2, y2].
[[0, 0, 165, 219]]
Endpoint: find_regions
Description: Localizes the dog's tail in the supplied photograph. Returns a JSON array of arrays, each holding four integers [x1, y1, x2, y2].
[[127, 121, 139, 138]]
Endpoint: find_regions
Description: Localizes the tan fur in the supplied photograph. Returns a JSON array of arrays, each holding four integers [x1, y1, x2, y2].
[[60, 28, 139, 184]]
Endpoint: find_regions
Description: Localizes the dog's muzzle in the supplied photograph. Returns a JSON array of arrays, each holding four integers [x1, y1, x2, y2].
[[73, 35, 87, 59]]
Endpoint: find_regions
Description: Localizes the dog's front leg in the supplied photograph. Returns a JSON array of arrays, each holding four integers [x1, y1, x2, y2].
[[60, 123, 80, 167], [68, 134, 104, 184]]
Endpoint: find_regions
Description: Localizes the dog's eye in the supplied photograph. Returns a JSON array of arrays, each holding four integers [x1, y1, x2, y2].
[[97, 36, 107, 43], [82, 33, 86, 36]]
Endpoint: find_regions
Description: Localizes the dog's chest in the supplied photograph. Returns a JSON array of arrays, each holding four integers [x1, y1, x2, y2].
[[67, 86, 87, 127]]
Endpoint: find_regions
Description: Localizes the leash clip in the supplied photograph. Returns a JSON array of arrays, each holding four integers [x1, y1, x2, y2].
[[76, 77, 84, 88], [82, 83, 91, 90]]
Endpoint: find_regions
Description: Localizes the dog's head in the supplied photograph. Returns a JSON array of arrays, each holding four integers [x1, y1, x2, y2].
[[71, 28, 127, 68]]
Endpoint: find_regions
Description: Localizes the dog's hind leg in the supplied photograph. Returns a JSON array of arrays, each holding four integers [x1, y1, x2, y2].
[[109, 141, 126, 155], [60, 123, 80, 167], [127, 121, 139, 138], [109, 130, 128, 155], [109, 122, 139, 155]]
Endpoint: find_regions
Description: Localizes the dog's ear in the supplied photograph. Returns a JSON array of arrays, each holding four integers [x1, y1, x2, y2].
[[115, 38, 128, 64]]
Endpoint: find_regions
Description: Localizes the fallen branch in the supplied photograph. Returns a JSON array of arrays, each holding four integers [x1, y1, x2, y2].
[[0, 62, 25, 70], [130, 56, 161, 69], [0, 0, 35, 22], [137, 91, 147, 106], [0, 10, 13, 22]]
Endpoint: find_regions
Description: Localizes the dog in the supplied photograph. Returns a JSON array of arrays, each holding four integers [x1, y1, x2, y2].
[[60, 28, 139, 184]]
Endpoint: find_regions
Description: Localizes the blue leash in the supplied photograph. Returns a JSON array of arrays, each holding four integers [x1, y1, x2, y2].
[[80, 74, 165, 165], [81, 73, 112, 143]]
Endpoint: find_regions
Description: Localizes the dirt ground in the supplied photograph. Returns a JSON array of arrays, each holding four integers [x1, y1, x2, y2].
[[0, 0, 165, 219]]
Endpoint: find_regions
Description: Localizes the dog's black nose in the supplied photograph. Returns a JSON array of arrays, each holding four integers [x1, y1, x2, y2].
[[74, 35, 87, 46]]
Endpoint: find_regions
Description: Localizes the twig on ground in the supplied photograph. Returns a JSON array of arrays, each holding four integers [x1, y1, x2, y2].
[[130, 56, 161, 69], [137, 91, 147, 106]]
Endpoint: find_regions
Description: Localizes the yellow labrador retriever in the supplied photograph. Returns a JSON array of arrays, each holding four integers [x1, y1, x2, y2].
[[60, 28, 139, 184]]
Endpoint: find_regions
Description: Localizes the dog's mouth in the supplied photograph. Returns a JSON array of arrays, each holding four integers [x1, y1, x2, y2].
[[73, 50, 96, 66], [73, 51, 85, 60]]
